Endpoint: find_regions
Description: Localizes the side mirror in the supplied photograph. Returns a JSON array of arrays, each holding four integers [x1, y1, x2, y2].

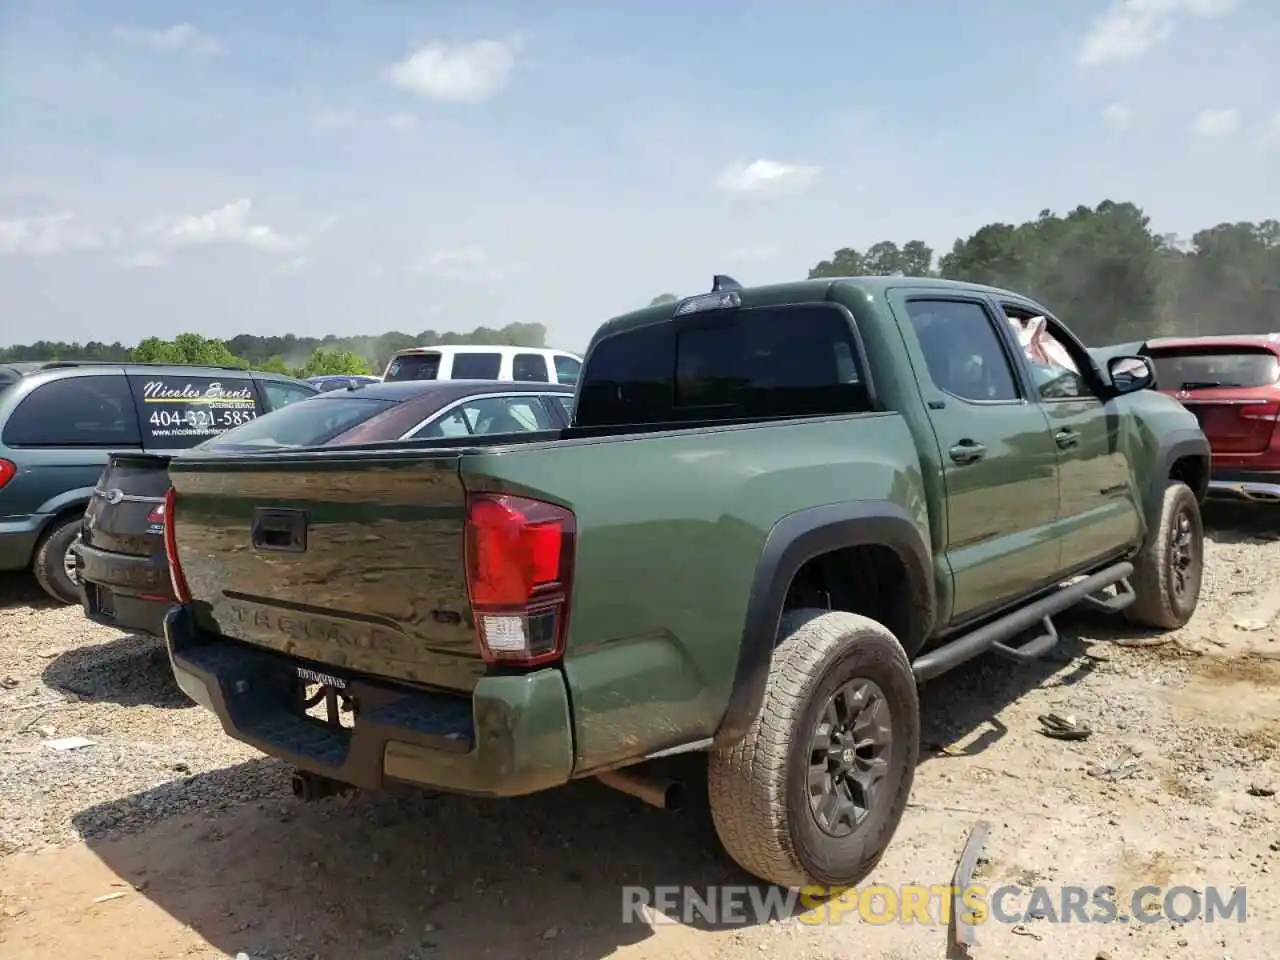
[[1107, 355, 1154, 394]]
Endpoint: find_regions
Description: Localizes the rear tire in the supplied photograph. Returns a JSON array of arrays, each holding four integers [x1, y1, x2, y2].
[[1124, 481, 1203, 630], [33, 513, 84, 605], [707, 608, 919, 890]]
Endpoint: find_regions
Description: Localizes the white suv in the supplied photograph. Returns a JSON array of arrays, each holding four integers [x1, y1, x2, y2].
[[382, 345, 582, 385]]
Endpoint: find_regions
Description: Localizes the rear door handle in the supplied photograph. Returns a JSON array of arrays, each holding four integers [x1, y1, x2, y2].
[[1055, 429, 1079, 449], [948, 440, 987, 465]]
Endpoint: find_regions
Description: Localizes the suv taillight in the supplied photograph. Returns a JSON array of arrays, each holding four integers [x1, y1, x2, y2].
[[162, 486, 191, 603], [463, 492, 575, 667], [0, 458, 14, 490], [147, 501, 166, 526], [1239, 401, 1280, 422]]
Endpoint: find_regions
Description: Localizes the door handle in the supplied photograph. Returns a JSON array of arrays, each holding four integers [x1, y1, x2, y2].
[[1055, 429, 1079, 449], [948, 440, 987, 465]]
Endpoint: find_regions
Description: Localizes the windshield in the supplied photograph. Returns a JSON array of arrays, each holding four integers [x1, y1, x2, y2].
[[384, 353, 441, 381], [196, 395, 396, 450], [1148, 348, 1280, 389]]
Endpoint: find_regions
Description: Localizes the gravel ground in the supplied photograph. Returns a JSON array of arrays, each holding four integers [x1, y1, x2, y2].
[[0, 500, 1278, 959]]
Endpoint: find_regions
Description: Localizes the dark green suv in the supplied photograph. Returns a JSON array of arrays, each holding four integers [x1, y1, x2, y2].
[[0, 361, 318, 603]]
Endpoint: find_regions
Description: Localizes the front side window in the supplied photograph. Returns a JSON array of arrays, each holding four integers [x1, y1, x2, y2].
[[449, 352, 502, 379], [411, 395, 557, 439], [905, 299, 1019, 403], [263, 380, 318, 410], [2, 375, 141, 447], [1005, 312, 1092, 400], [553, 355, 582, 385]]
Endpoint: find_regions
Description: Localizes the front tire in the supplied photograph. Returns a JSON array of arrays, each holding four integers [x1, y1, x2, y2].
[[33, 513, 84, 605], [1124, 482, 1203, 630], [707, 609, 919, 890]]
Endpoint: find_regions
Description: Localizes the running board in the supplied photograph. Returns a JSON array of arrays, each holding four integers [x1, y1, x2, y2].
[[911, 561, 1134, 683]]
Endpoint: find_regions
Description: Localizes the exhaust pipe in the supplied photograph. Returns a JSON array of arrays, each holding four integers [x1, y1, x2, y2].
[[291, 770, 357, 803], [596, 767, 686, 811]]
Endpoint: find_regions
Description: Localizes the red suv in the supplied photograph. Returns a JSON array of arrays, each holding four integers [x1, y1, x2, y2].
[[1145, 334, 1280, 503]]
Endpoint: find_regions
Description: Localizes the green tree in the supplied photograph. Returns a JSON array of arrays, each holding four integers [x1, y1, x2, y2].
[[131, 333, 248, 368], [808, 240, 935, 278], [299, 347, 372, 377]]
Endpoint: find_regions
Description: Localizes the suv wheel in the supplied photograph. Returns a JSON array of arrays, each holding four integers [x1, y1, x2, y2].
[[33, 513, 84, 605], [1124, 481, 1204, 630], [707, 608, 919, 890]]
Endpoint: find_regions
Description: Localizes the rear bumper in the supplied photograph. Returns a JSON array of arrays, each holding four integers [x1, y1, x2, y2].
[[1206, 468, 1280, 504], [73, 539, 173, 637], [0, 515, 47, 572], [163, 604, 575, 797]]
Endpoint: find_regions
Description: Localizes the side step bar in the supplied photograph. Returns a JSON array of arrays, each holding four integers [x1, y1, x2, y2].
[[911, 561, 1134, 683]]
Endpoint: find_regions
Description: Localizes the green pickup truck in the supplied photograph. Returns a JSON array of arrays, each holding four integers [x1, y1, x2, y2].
[[160, 276, 1210, 891]]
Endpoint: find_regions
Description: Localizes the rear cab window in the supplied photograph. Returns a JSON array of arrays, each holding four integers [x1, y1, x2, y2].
[[1147, 346, 1280, 390], [384, 353, 441, 382], [2, 374, 141, 447], [198, 394, 397, 450], [450, 352, 502, 379], [127, 373, 260, 448], [576, 303, 871, 428]]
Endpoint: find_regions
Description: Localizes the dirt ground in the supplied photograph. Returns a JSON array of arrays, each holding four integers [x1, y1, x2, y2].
[[1, 501, 1278, 960]]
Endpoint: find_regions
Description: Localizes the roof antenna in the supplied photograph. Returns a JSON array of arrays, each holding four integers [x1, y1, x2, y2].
[[712, 275, 742, 292]]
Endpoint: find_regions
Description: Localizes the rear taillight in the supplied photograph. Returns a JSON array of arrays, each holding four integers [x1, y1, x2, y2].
[[463, 492, 575, 667], [1239, 401, 1280, 422], [147, 501, 166, 526], [0, 458, 15, 490], [162, 486, 191, 603]]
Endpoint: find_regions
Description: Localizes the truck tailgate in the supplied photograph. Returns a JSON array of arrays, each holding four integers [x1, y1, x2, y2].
[[169, 450, 484, 693]]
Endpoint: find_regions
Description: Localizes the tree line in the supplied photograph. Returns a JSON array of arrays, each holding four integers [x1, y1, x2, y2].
[[5, 200, 1277, 371], [0, 323, 550, 379]]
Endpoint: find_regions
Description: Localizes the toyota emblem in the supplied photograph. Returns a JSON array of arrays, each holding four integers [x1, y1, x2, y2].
[[104, 488, 124, 505]]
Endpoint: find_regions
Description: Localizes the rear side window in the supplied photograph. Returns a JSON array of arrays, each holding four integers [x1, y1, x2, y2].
[[384, 353, 441, 381], [450, 352, 502, 379], [512, 353, 550, 382], [905, 300, 1020, 403], [576, 304, 870, 427], [2, 375, 141, 447], [127, 374, 260, 447], [198, 395, 396, 450], [1147, 348, 1280, 390]]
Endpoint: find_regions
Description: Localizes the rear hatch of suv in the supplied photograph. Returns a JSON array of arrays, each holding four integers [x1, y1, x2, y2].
[[1149, 343, 1280, 458]]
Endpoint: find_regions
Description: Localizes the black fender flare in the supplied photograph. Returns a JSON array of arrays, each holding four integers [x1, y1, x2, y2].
[[712, 500, 936, 748], [1143, 429, 1210, 547]]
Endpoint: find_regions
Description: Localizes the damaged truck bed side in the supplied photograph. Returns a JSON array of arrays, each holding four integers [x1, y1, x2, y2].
[[161, 276, 1210, 891]]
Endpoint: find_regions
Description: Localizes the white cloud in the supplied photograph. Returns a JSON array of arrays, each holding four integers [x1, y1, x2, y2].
[[409, 244, 526, 281], [1191, 107, 1240, 139], [0, 213, 116, 256], [1077, 0, 1236, 66], [151, 199, 307, 255], [1103, 103, 1133, 132], [723, 243, 782, 262], [388, 112, 419, 131], [714, 159, 821, 197], [112, 24, 221, 56], [384, 39, 517, 103]]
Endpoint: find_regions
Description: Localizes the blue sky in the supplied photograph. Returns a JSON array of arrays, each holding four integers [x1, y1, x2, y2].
[[1, 0, 1277, 351]]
